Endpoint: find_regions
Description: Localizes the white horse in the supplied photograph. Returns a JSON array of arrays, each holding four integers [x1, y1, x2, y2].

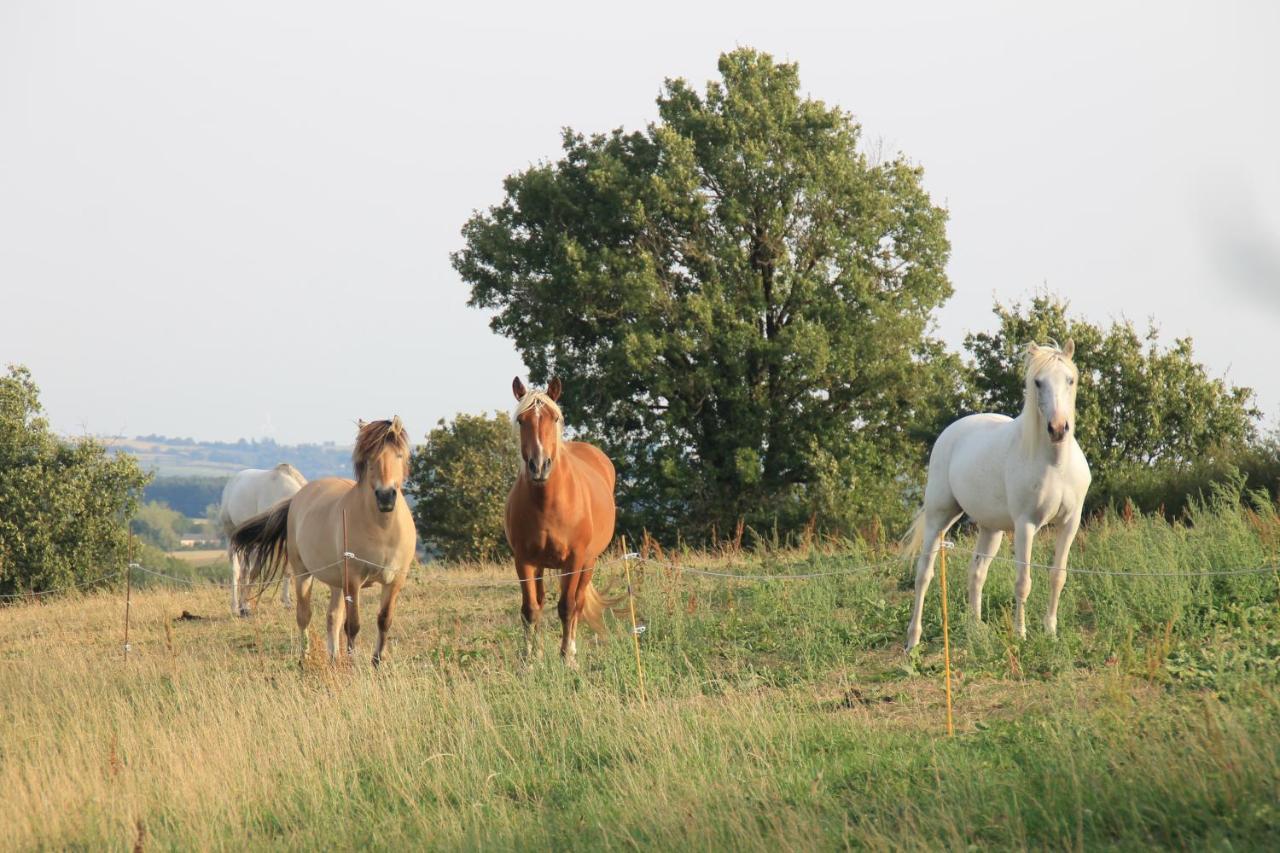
[[904, 341, 1091, 649], [218, 463, 307, 616]]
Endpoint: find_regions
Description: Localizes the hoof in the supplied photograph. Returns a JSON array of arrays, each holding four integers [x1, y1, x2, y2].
[[238, 607, 251, 618]]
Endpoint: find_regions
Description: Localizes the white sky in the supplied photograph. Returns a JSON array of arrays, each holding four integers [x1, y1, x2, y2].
[[2, 1, 1277, 445]]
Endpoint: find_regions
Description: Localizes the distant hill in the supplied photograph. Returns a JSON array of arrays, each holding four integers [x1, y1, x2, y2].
[[105, 436, 356, 517], [108, 435, 354, 480]]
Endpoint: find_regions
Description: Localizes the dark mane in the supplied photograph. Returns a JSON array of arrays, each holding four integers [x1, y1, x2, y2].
[[352, 417, 410, 482]]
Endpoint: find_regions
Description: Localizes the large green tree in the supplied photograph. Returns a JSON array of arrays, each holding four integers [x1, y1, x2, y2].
[[964, 295, 1261, 508], [0, 365, 149, 595], [455, 49, 956, 539], [407, 413, 516, 562]]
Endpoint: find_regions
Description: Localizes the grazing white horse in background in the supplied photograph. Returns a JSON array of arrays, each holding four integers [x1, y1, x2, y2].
[[219, 463, 307, 616], [904, 341, 1091, 649]]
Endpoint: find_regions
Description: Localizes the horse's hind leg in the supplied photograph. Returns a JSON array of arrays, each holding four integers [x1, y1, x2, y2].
[[1044, 515, 1081, 637], [294, 571, 314, 662], [968, 527, 1004, 623], [229, 544, 243, 617], [371, 576, 404, 667], [280, 564, 292, 609], [905, 506, 962, 650]]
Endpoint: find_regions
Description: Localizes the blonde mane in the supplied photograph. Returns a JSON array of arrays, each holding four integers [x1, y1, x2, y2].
[[513, 390, 563, 422], [352, 417, 410, 482], [1020, 341, 1079, 449]]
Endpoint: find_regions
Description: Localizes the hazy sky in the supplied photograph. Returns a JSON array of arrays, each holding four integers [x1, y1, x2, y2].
[[2, 1, 1278, 445]]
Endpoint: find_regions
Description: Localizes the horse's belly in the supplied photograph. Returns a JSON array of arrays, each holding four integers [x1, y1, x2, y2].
[[948, 455, 1014, 530], [951, 486, 1015, 531]]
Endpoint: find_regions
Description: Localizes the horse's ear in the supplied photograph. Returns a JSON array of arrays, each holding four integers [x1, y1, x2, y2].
[[357, 419, 368, 430], [391, 415, 403, 435], [547, 376, 562, 402], [512, 376, 526, 400], [1063, 339, 1075, 359]]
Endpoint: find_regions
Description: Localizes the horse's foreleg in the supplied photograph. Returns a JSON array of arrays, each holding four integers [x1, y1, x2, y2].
[[905, 509, 960, 650], [1044, 516, 1080, 637], [1013, 520, 1037, 639], [968, 528, 1004, 623], [325, 586, 346, 662], [516, 561, 542, 660], [372, 576, 403, 667], [558, 568, 583, 667]]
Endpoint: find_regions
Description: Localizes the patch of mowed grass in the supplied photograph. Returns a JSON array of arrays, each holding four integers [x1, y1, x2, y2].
[[2, 486, 1279, 850]]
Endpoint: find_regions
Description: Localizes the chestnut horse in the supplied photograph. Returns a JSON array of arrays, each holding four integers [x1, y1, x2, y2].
[[231, 418, 416, 665], [505, 377, 617, 666]]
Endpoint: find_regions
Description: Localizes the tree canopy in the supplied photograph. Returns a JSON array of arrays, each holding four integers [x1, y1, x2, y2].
[[0, 365, 149, 595], [456, 48, 956, 539], [964, 295, 1261, 509], [407, 412, 516, 562]]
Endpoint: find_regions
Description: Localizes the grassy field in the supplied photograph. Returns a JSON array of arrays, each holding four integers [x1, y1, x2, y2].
[[3, 488, 1279, 850]]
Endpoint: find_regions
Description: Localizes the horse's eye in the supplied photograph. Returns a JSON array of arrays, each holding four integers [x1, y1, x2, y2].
[[1068, 378, 1075, 386], [1034, 379, 1042, 389]]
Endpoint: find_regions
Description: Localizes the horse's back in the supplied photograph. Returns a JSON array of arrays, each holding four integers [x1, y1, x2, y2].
[[565, 441, 615, 490], [286, 478, 356, 573], [566, 442, 616, 557], [221, 467, 304, 529], [289, 478, 355, 528]]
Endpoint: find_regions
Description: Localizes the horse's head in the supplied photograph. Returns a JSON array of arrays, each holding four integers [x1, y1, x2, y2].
[[353, 417, 410, 512], [1025, 340, 1078, 444], [512, 376, 563, 485]]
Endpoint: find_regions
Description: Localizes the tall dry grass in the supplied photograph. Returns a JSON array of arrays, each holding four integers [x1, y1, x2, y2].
[[2, 489, 1279, 849]]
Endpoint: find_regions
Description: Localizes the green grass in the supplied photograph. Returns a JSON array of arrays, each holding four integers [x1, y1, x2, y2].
[[2, 487, 1279, 850]]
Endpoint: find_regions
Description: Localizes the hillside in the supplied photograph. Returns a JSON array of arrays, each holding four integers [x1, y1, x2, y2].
[[106, 435, 354, 479]]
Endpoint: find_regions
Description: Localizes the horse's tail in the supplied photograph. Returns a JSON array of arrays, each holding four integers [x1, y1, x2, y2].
[[229, 499, 293, 601], [580, 578, 628, 635], [901, 508, 927, 557]]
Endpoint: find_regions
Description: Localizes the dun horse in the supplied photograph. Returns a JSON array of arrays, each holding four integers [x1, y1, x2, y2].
[[231, 418, 416, 665], [218, 463, 307, 616], [904, 342, 1092, 649], [505, 377, 617, 666]]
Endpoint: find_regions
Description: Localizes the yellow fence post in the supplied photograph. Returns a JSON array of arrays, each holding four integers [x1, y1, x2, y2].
[[621, 535, 647, 705], [123, 534, 134, 662], [939, 541, 954, 737]]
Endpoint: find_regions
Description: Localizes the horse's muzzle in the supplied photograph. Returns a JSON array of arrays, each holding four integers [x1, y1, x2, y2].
[[527, 456, 553, 482], [1047, 421, 1070, 443], [374, 487, 397, 512]]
